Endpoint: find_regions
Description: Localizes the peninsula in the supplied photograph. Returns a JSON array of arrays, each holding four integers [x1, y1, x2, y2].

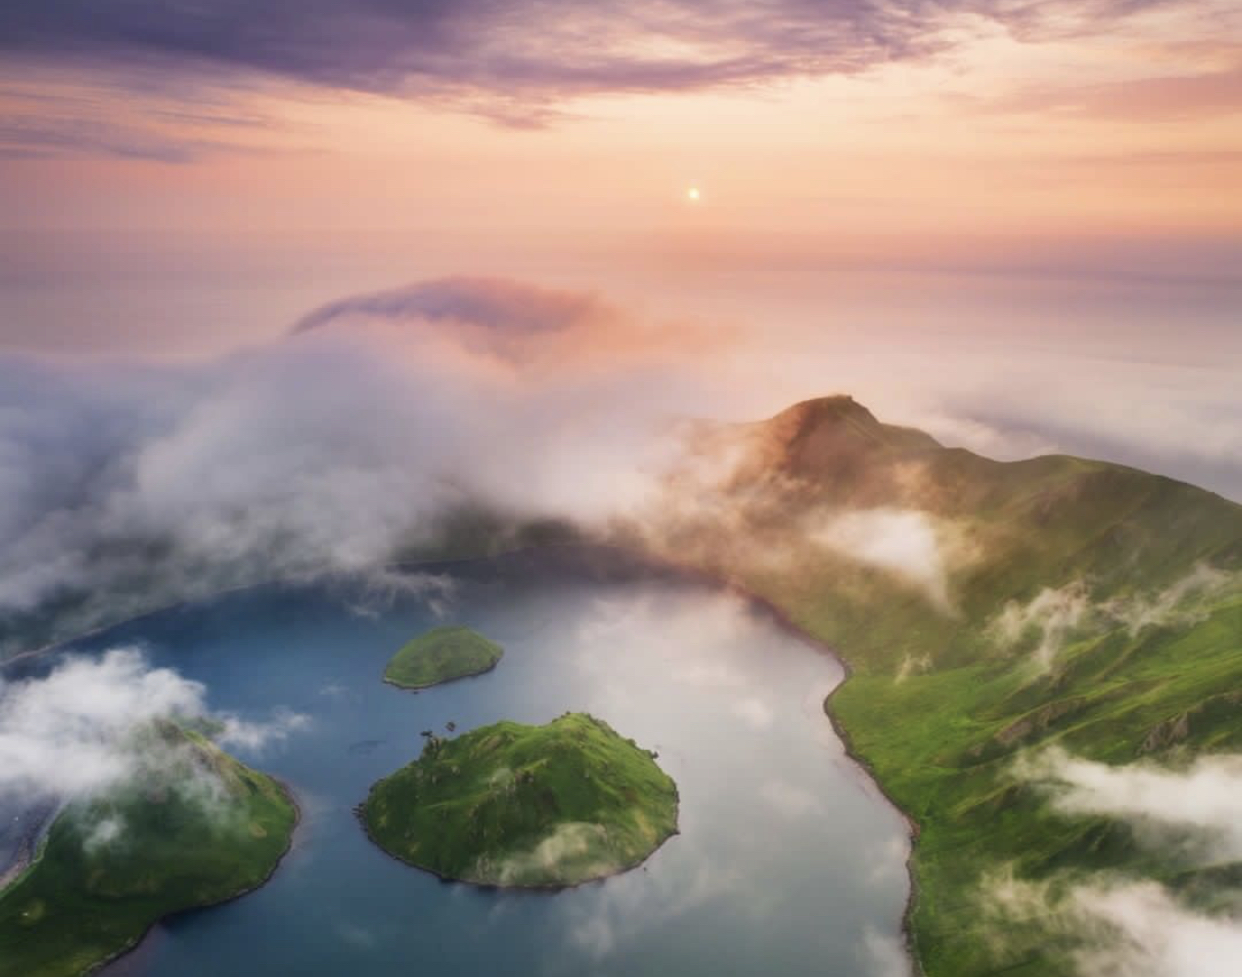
[[0, 722, 297, 977]]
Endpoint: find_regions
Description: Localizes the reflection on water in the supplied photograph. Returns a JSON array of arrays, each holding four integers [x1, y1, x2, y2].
[[13, 551, 912, 977]]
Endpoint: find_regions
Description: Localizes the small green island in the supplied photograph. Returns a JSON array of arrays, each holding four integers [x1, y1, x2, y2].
[[383, 625, 504, 690], [361, 712, 679, 888], [0, 721, 297, 977]]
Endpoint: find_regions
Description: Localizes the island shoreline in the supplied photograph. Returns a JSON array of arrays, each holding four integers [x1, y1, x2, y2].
[[88, 777, 304, 977], [382, 640, 509, 695], [352, 795, 681, 895], [381, 652, 502, 693], [3, 541, 922, 974], [643, 555, 926, 977]]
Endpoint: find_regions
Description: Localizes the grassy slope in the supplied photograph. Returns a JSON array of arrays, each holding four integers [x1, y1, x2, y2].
[[0, 724, 297, 977], [685, 396, 1242, 976], [384, 625, 504, 690], [363, 713, 678, 887]]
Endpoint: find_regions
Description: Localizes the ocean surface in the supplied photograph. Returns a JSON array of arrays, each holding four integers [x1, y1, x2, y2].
[[4, 550, 912, 977]]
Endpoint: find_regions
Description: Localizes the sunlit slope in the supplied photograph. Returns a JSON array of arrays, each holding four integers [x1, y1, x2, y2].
[[362, 713, 678, 888], [702, 397, 1242, 668], [673, 396, 1242, 977], [0, 722, 297, 977]]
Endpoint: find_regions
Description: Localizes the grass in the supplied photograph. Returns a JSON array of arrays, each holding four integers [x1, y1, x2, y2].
[[362, 712, 678, 888], [825, 597, 1242, 975], [0, 722, 297, 977], [383, 625, 504, 690], [667, 396, 1242, 976], [5, 393, 1239, 974]]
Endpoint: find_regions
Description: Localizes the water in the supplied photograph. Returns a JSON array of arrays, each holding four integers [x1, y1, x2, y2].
[[7, 551, 912, 977]]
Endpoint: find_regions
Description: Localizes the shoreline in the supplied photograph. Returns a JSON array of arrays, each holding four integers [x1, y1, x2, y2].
[[0, 800, 58, 896], [821, 659, 924, 976], [87, 776, 304, 977], [381, 654, 503, 693], [353, 793, 681, 895], [2, 541, 923, 974], [0, 547, 541, 671], [709, 580, 925, 975], [561, 545, 926, 976]]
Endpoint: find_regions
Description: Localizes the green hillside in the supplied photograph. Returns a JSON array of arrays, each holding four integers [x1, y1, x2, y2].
[[362, 713, 679, 888], [660, 395, 1242, 976], [384, 625, 503, 690], [0, 722, 297, 977]]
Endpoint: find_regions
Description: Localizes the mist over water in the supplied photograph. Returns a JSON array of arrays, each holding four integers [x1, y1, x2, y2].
[[4, 228, 1240, 504], [6, 552, 912, 977]]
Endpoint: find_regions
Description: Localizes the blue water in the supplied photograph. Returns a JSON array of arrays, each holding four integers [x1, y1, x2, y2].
[[11, 553, 912, 976]]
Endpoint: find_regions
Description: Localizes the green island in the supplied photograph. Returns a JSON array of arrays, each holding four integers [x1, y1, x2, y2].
[[383, 625, 504, 690], [0, 721, 297, 977], [361, 712, 678, 888], [650, 396, 1242, 977]]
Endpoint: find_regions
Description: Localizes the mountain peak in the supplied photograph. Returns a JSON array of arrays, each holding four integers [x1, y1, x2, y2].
[[779, 394, 869, 424], [765, 395, 941, 457]]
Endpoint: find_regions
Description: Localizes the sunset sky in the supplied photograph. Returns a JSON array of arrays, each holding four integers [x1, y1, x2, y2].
[[5, 2, 1241, 247], [5, 13, 1242, 977], [2, 0, 1240, 497]]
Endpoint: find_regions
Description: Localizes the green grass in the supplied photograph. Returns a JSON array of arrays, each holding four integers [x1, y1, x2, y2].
[[0, 722, 297, 977], [362, 712, 679, 888], [383, 625, 504, 690], [824, 598, 1242, 975], [670, 397, 1242, 976]]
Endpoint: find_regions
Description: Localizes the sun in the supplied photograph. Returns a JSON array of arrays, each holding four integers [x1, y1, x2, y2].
[[686, 186, 701, 202]]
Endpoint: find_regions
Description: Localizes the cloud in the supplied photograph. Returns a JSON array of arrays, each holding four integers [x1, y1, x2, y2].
[[0, 647, 308, 808], [1070, 882, 1242, 977], [0, 277, 721, 653], [981, 61, 1242, 124], [216, 708, 312, 752], [992, 582, 1093, 670], [485, 821, 614, 886], [895, 652, 933, 682], [1018, 748, 1242, 862], [4, 273, 1234, 667], [0, 1, 1194, 133], [0, 2, 935, 107], [991, 565, 1237, 670], [813, 507, 953, 609], [292, 277, 611, 343], [81, 814, 125, 854], [1102, 564, 1233, 637], [924, 359, 1242, 506], [0, 66, 290, 162], [0, 648, 207, 798], [0, 114, 207, 163], [994, 748, 1242, 974], [987, 871, 1242, 977]]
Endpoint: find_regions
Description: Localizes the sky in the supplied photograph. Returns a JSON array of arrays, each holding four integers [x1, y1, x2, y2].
[[2, 10, 1242, 976], [1, 0, 1240, 490], [3, 1, 1242, 256]]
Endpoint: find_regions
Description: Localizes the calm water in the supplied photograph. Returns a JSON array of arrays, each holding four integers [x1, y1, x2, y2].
[[9, 551, 912, 977]]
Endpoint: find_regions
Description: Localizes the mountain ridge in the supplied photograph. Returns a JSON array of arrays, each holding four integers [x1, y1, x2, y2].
[[665, 395, 1242, 976], [2, 393, 1239, 976]]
